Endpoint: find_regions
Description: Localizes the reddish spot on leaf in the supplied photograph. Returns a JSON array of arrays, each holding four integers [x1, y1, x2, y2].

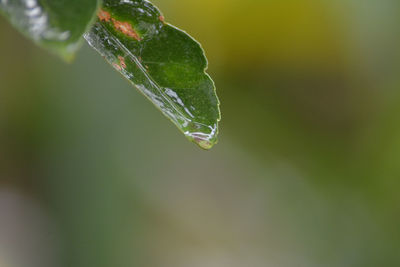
[[159, 15, 165, 23], [194, 137, 211, 149], [118, 56, 127, 69], [112, 62, 122, 71], [112, 19, 142, 41], [98, 9, 111, 22]]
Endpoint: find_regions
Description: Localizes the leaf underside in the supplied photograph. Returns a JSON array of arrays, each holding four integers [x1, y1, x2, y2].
[[0, 0, 100, 60], [84, 0, 220, 149]]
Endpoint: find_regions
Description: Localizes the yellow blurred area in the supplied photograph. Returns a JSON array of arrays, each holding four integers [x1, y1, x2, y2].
[[161, 0, 351, 67]]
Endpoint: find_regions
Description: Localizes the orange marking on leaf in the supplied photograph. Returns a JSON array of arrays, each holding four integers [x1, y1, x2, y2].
[[112, 18, 141, 41], [118, 56, 127, 69], [112, 62, 122, 71], [98, 9, 111, 22], [159, 15, 165, 23]]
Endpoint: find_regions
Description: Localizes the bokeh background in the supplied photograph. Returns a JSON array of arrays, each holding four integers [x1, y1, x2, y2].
[[1, 0, 400, 266]]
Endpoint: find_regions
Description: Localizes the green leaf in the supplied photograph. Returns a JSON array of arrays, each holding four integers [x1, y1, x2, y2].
[[0, 0, 100, 60], [84, 0, 221, 149]]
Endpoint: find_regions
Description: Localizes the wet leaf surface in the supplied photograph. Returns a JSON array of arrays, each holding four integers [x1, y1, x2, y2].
[[85, 0, 220, 149], [0, 0, 100, 60]]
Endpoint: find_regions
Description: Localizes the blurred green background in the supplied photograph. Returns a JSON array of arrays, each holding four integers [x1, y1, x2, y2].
[[1, 0, 400, 266]]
